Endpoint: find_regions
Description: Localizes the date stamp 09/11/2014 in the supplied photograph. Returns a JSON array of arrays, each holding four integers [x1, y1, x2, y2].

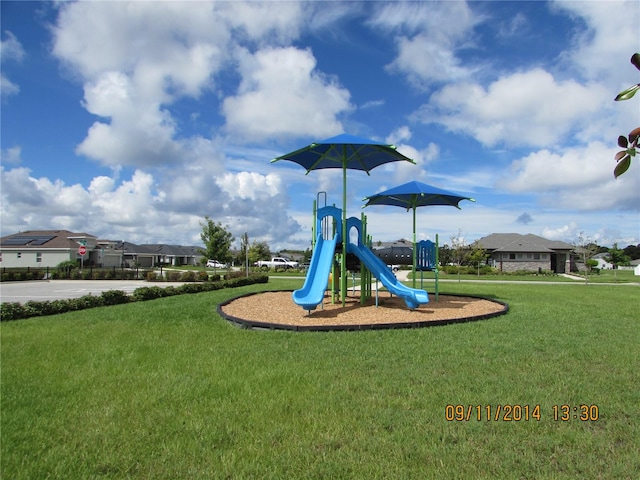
[[444, 404, 600, 422]]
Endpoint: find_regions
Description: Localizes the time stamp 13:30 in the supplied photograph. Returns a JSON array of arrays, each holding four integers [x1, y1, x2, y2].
[[445, 404, 600, 422]]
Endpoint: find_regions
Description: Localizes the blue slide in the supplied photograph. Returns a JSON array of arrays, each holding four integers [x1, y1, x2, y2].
[[293, 234, 338, 311], [348, 242, 429, 309]]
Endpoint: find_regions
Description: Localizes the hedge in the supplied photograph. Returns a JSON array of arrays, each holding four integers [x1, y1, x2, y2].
[[0, 274, 269, 322]]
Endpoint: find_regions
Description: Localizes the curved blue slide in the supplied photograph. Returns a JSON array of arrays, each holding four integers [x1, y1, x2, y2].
[[348, 242, 429, 309], [293, 234, 338, 311]]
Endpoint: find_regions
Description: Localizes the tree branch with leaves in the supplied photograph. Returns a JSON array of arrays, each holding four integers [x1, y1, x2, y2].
[[613, 53, 640, 178]]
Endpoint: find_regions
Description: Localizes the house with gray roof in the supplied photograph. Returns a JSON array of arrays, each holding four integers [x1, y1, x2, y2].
[[118, 242, 203, 268], [0, 230, 202, 269], [476, 233, 575, 273], [0, 230, 122, 268]]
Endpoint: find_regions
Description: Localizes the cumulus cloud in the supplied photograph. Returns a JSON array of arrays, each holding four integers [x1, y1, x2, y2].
[[498, 141, 638, 211], [368, 1, 482, 88], [222, 47, 352, 141], [0, 146, 22, 165], [552, 0, 639, 83], [542, 222, 579, 242], [0, 164, 301, 247], [424, 69, 610, 148], [1, 31, 25, 97]]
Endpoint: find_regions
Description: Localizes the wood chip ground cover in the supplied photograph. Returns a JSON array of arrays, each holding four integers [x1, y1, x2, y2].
[[220, 291, 507, 329]]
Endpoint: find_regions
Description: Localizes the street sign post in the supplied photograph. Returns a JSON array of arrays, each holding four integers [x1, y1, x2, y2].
[[78, 245, 87, 269]]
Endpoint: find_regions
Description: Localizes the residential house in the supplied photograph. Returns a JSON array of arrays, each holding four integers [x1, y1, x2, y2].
[[119, 242, 203, 267], [476, 233, 575, 273], [371, 239, 414, 265], [0, 230, 202, 269], [591, 253, 614, 270], [0, 230, 120, 268]]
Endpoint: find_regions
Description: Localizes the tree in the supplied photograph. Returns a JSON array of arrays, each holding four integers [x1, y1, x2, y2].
[[468, 241, 488, 276], [613, 53, 640, 178], [607, 243, 631, 281], [622, 244, 640, 260], [450, 229, 469, 281], [248, 241, 271, 265], [573, 232, 600, 283], [199, 217, 234, 265]]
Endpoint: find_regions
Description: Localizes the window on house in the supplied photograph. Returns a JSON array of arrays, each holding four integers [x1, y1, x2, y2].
[[541, 254, 547, 259], [36, 252, 42, 263], [534, 253, 540, 260], [517, 254, 523, 259], [509, 254, 516, 260]]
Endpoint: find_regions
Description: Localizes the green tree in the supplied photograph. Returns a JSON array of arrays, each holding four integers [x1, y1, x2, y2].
[[450, 230, 469, 280], [199, 217, 234, 265], [573, 232, 600, 283], [613, 53, 640, 178], [607, 243, 631, 281], [468, 241, 488, 276], [248, 241, 271, 265]]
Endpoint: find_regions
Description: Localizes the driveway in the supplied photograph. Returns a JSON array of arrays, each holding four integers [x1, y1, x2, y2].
[[0, 280, 188, 304]]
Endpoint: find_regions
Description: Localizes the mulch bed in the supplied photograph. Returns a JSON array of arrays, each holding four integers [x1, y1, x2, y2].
[[218, 290, 508, 331]]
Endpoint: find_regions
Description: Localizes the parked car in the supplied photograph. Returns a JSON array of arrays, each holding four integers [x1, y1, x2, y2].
[[206, 260, 227, 268]]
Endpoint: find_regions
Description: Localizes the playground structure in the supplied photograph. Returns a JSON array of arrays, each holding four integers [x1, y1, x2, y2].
[[293, 202, 431, 313]]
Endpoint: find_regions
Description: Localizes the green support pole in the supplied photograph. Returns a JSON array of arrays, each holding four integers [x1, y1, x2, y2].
[[435, 233, 439, 301], [312, 200, 317, 250], [360, 213, 366, 305], [412, 206, 417, 288], [341, 162, 347, 307]]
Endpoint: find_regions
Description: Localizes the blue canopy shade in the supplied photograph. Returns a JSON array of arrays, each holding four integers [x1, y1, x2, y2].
[[363, 180, 474, 210], [363, 181, 475, 288], [271, 133, 415, 173]]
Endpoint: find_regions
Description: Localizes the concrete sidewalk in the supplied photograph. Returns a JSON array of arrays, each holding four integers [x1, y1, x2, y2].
[[0, 280, 188, 304]]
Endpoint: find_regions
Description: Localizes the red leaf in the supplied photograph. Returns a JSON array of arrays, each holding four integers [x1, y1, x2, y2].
[[631, 53, 640, 71], [615, 151, 627, 161], [629, 127, 640, 143], [618, 135, 628, 148]]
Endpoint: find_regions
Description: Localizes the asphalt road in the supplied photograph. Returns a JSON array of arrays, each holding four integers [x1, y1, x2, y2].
[[0, 280, 188, 304]]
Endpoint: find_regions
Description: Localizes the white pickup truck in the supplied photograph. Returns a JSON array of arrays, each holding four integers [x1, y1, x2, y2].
[[254, 257, 299, 270]]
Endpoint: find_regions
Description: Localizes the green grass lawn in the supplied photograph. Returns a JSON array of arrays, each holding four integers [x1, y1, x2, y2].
[[2, 280, 638, 479]]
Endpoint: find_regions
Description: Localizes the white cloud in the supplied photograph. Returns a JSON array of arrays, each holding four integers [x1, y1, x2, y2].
[[425, 69, 610, 148], [1, 31, 25, 97], [542, 222, 579, 241], [368, 1, 482, 88], [498, 141, 639, 211], [552, 0, 639, 84], [0, 146, 21, 165], [1, 31, 24, 63], [222, 47, 352, 141], [0, 161, 301, 247]]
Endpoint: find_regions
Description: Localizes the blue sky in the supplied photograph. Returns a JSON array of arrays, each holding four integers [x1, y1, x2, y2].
[[1, 1, 639, 251]]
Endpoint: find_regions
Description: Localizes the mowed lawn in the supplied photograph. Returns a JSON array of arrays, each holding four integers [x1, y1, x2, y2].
[[1, 280, 638, 479]]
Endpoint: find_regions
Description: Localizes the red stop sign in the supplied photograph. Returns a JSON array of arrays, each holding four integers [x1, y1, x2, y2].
[[78, 245, 87, 256]]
